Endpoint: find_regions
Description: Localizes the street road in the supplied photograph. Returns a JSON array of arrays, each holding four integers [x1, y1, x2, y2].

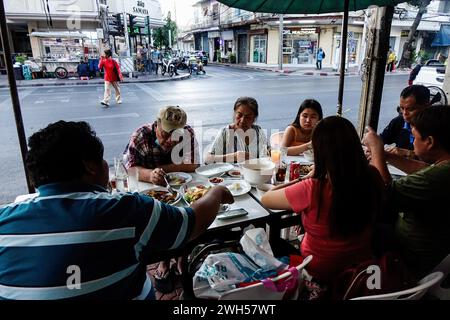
[[0, 65, 408, 203]]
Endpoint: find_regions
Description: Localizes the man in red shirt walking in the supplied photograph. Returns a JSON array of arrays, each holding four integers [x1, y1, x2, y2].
[[99, 49, 123, 107]]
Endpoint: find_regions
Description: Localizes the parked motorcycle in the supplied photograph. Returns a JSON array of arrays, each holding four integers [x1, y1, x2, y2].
[[172, 56, 189, 71], [160, 58, 178, 77]]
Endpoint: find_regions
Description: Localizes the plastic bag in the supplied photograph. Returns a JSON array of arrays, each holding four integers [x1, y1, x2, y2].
[[240, 227, 286, 272]]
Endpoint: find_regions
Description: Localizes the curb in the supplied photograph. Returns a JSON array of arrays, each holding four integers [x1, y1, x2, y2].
[[0, 73, 191, 89], [210, 63, 360, 76]]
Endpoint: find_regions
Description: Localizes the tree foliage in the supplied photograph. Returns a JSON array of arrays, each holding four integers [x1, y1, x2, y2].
[[153, 12, 177, 49], [398, 0, 431, 68]]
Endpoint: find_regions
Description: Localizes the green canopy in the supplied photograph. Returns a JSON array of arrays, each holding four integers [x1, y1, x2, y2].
[[216, 0, 406, 14]]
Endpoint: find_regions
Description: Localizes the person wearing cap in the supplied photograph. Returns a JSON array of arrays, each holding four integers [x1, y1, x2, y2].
[[123, 106, 200, 293], [123, 106, 199, 186]]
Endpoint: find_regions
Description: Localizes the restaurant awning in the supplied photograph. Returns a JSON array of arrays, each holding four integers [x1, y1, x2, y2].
[[432, 25, 450, 47]]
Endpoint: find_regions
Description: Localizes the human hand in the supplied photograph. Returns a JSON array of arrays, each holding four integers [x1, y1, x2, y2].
[[213, 185, 235, 205], [362, 126, 383, 152], [235, 151, 250, 162], [385, 147, 414, 159], [149, 168, 166, 186]]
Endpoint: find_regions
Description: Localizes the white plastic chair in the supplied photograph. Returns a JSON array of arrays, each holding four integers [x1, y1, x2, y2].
[[270, 131, 284, 148], [351, 271, 444, 300], [428, 254, 450, 300], [218, 255, 312, 300]]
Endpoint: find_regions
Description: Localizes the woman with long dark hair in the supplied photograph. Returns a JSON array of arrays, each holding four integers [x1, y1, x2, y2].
[[281, 99, 323, 156], [262, 116, 384, 282]]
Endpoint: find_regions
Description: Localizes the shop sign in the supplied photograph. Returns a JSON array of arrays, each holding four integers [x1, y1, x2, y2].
[[125, 0, 150, 17], [401, 30, 410, 37], [285, 27, 318, 36]]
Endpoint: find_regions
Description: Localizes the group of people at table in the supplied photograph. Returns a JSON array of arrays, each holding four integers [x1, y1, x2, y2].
[[0, 85, 449, 300]]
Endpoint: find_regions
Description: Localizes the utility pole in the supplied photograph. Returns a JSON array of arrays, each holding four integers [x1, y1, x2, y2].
[[279, 14, 283, 71], [122, 0, 131, 57], [357, 6, 394, 135]]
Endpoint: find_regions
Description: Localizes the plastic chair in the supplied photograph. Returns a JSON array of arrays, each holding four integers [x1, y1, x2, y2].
[[351, 271, 444, 300], [270, 131, 284, 148], [428, 254, 450, 300], [218, 255, 313, 300]]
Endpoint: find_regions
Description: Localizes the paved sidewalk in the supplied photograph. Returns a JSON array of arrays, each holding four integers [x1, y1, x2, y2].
[[0, 72, 190, 89], [210, 62, 411, 76]]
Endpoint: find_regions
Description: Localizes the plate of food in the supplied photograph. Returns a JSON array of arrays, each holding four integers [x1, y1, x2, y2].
[[181, 183, 212, 205], [223, 180, 251, 197], [195, 163, 235, 178], [141, 187, 181, 205], [166, 172, 192, 187], [227, 168, 242, 178], [208, 176, 224, 185]]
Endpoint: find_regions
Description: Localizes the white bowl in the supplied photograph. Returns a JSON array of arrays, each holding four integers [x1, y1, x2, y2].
[[303, 149, 314, 162], [256, 183, 274, 197], [241, 158, 275, 185]]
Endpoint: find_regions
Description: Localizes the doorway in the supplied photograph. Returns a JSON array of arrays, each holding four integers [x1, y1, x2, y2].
[[238, 34, 248, 64]]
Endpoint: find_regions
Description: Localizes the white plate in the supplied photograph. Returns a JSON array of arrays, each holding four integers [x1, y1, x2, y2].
[[195, 163, 235, 178], [166, 172, 192, 187], [223, 180, 252, 197], [140, 187, 181, 205]]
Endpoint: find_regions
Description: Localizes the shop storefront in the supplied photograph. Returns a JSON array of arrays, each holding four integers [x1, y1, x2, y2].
[[250, 30, 268, 64], [332, 31, 362, 69], [283, 27, 319, 65]]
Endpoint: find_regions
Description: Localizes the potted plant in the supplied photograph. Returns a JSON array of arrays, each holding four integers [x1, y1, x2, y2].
[[229, 53, 236, 64]]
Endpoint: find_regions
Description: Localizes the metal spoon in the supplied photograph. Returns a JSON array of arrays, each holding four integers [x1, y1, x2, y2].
[[164, 175, 178, 195]]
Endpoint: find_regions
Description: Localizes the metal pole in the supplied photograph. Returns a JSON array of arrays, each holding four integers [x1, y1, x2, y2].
[[0, 0, 34, 193], [279, 14, 283, 71], [337, 0, 349, 116], [122, 0, 130, 57]]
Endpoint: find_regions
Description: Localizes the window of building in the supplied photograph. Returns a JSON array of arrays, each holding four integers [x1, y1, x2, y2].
[[252, 35, 267, 63], [283, 29, 318, 64]]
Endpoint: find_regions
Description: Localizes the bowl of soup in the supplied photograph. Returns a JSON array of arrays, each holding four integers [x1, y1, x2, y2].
[[241, 158, 275, 185]]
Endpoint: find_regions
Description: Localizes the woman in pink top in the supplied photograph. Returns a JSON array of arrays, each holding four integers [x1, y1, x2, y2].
[[98, 49, 123, 107], [262, 116, 384, 283]]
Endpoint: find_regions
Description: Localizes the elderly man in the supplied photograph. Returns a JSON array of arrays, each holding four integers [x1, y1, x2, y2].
[[363, 105, 450, 278], [123, 105, 200, 293], [124, 106, 199, 186], [0, 121, 233, 299]]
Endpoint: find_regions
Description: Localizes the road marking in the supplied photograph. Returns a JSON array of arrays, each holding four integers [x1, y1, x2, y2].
[[0, 88, 36, 111], [69, 113, 140, 121], [135, 83, 166, 101]]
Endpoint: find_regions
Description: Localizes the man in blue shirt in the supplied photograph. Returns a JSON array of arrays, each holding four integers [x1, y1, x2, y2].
[[380, 85, 430, 159], [0, 121, 233, 300], [316, 48, 325, 70]]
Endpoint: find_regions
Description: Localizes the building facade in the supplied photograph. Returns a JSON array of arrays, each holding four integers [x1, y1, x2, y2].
[[3, 0, 164, 61], [183, 0, 450, 68]]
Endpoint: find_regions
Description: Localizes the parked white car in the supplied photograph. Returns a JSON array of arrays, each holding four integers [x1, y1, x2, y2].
[[410, 61, 445, 89]]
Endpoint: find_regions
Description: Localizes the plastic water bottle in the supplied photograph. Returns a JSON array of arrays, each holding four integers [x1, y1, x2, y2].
[[115, 158, 129, 192]]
